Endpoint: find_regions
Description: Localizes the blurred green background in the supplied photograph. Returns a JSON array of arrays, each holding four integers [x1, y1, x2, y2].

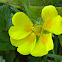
[[0, 0, 62, 62]]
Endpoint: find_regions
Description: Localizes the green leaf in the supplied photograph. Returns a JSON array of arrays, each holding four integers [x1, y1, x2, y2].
[[0, 56, 5, 62], [0, 0, 60, 8], [59, 39, 62, 47], [30, 18, 37, 24], [0, 3, 4, 6], [0, 0, 25, 10], [43, 30, 50, 34], [37, 17, 41, 23], [46, 54, 62, 59], [0, 43, 16, 51], [28, 55, 42, 62], [0, 4, 15, 51], [0, 31, 16, 51], [0, 31, 9, 43], [0, 0, 21, 8], [26, 6, 43, 20], [26, 6, 62, 20], [28, 0, 59, 6], [56, 7, 62, 17], [54, 36, 59, 54], [0, 5, 12, 31], [0, 51, 15, 62], [58, 35, 62, 47], [42, 56, 48, 62], [4, 51, 16, 62], [0, 56, 3, 62]]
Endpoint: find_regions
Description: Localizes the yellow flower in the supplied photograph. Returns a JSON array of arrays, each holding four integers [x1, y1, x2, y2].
[[8, 5, 62, 57]]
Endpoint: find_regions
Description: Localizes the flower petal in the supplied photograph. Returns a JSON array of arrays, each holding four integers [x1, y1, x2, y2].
[[44, 33, 54, 51], [10, 33, 36, 47], [41, 5, 58, 21], [17, 33, 36, 55], [43, 15, 62, 35], [12, 12, 33, 26], [9, 26, 32, 40], [10, 37, 24, 47], [31, 36, 48, 57], [31, 33, 53, 57]]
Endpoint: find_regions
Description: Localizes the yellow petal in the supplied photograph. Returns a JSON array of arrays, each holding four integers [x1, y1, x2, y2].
[[31, 33, 53, 57], [9, 26, 32, 40], [43, 15, 62, 35], [12, 12, 33, 26], [42, 33, 54, 51], [17, 33, 36, 55], [10, 37, 24, 47], [31, 36, 48, 57], [31, 42, 48, 57], [41, 5, 58, 21], [9, 12, 33, 39], [41, 33, 54, 51], [10, 33, 36, 47]]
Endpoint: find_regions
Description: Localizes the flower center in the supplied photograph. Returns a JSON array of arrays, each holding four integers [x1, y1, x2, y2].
[[32, 24, 43, 36]]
